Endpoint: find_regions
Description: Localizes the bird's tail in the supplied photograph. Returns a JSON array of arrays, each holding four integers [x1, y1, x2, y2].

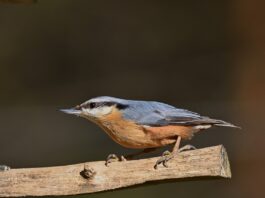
[[180, 116, 240, 129], [192, 116, 241, 129], [211, 119, 241, 129]]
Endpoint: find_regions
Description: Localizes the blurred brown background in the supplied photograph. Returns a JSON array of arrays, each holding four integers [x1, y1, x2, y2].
[[0, 0, 264, 197]]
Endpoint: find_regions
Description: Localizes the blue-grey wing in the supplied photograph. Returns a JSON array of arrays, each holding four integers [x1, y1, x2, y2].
[[122, 101, 206, 126]]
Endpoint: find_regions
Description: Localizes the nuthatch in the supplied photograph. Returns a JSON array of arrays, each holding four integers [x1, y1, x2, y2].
[[61, 96, 239, 168]]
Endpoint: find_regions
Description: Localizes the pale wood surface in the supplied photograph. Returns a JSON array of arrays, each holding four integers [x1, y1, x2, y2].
[[0, 145, 231, 197]]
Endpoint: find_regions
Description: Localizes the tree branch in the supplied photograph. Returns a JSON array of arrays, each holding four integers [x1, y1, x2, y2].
[[0, 145, 231, 197]]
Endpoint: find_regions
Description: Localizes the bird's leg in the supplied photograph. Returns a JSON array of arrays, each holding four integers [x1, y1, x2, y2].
[[154, 136, 181, 169], [0, 165, 11, 171], [105, 148, 157, 167]]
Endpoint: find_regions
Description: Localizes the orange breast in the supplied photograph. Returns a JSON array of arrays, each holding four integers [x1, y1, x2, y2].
[[95, 108, 195, 149], [97, 108, 159, 148]]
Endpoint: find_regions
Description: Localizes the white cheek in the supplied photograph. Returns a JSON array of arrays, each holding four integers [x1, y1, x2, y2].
[[86, 106, 112, 117]]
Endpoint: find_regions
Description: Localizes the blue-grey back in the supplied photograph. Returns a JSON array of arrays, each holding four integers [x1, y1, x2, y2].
[[121, 99, 203, 126]]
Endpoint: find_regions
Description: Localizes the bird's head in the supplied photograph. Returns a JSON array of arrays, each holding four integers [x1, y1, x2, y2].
[[61, 96, 129, 121]]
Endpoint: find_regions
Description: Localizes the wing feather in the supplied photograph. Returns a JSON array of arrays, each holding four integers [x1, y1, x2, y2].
[[122, 101, 204, 126], [121, 100, 239, 128]]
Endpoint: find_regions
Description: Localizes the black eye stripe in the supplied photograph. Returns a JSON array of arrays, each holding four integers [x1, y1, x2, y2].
[[116, 103, 129, 110], [90, 102, 96, 109], [104, 102, 114, 107], [81, 102, 101, 109], [79, 102, 129, 110], [102, 102, 128, 109]]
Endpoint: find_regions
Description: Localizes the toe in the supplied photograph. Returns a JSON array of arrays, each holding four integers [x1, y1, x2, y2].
[[0, 165, 10, 171], [154, 151, 173, 169], [105, 154, 127, 166], [120, 155, 127, 161], [162, 150, 171, 156], [179, 145, 196, 153], [107, 154, 118, 160], [105, 154, 119, 166]]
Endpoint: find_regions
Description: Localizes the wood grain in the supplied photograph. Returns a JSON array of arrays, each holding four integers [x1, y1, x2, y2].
[[0, 145, 231, 197]]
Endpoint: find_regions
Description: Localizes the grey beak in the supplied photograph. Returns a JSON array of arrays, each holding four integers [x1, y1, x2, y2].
[[60, 108, 82, 115]]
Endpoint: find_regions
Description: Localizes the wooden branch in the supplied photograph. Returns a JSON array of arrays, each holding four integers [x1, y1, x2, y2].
[[0, 145, 231, 197]]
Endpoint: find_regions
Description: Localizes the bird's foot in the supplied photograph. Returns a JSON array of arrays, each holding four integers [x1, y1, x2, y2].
[[154, 145, 196, 169], [154, 150, 174, 169], [0, 165, 11, 171], [178, 144, 196, 153], [105, 154, 126, 167]]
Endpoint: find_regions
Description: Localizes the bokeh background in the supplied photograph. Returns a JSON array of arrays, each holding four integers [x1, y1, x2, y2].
[[0, 0, 264, 197]]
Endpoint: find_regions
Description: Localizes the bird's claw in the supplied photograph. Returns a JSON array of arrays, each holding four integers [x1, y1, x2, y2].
[[105, 154, 126, 167], [154, 145, 197, 169], [154, 150, 173, 169], [178, 144, 196, 153], [0, 165, 11, 171]]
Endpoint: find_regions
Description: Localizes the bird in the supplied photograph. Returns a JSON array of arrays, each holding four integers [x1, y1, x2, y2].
[[61, 96, 239, 169]]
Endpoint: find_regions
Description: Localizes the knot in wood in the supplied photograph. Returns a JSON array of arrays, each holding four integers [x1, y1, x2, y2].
[[80, 164, 95, 179]]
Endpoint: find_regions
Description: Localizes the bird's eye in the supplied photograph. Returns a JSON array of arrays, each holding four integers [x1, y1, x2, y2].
[[89, 102, 96, 109]]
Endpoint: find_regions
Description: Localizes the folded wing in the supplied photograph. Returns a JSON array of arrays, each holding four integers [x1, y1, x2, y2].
[[122, 101, 238, 128]]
